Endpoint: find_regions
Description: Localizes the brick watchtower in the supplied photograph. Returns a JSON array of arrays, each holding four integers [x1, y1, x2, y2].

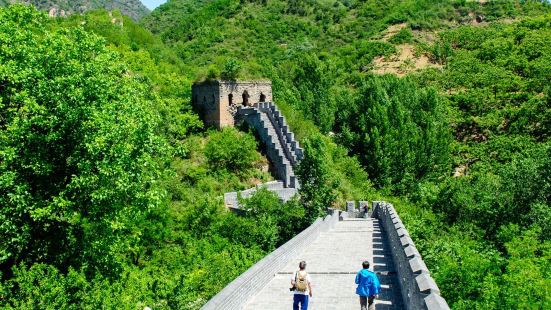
[[191, 80, 273, 128]]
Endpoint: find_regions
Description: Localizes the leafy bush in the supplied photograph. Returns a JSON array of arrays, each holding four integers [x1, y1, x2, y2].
[[204, 128, 260, 172], [389, 27, 414, 44], [221, 58, 241, 80], [239, 188, 307, 247]]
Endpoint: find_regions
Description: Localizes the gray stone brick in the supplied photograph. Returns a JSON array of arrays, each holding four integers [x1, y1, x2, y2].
[[400, 235, 414, 247], [409, 257, 429, 275], [396, 227, 409, 237], [404, 245, 420, 259], [425, 293, 450, 310], [416, 273, 440, 294]]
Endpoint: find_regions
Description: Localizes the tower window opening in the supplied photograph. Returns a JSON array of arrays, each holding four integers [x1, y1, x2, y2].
[[242, 90, 250, 106]]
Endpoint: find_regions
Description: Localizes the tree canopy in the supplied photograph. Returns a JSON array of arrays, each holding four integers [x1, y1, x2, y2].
[[0, 4, 169, 276]]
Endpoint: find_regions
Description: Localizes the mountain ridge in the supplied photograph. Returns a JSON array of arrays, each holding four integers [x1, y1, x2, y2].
[[2, 0, 149, 20]]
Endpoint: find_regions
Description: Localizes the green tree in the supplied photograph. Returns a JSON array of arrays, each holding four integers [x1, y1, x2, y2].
[[341, 75, 451, 192], [0, 5, 169, 276], [296, 134, 338, 222], [292, 54, 336, 133]]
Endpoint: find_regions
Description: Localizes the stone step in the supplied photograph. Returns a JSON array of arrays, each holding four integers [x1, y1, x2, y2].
[[257, 181, 285, 191], [273, 188, 298, 202]]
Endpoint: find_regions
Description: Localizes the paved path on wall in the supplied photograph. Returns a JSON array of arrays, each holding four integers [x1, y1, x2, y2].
[[244, 218, 404, 310]]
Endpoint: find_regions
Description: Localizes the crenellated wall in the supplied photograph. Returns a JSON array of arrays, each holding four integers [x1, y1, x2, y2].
[[256, 102, 304, 165], [236, 105, 296, 187], [372, 201, 449, 310]]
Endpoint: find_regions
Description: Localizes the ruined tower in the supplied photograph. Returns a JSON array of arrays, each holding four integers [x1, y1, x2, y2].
[[191, 80, 273, 128]]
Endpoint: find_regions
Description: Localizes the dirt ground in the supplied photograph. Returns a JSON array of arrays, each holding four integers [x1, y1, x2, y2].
[[373, 23, 441, 77]]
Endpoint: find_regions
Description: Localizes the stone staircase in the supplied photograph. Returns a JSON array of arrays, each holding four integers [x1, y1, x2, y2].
[[256, 102, 304, 166], [224, 102, 303, 209]]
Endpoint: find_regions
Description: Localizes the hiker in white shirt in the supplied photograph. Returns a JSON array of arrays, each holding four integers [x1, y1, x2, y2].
[[290, 261, 312, 310]]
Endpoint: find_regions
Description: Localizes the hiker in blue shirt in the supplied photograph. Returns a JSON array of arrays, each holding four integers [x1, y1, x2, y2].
[[355, 260, 381, 310]]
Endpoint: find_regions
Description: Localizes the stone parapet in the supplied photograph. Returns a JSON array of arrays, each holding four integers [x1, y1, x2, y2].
[[201, 211, 339, 310], [224, 181, 297, 209], [359, 200, 369, 217], [346, 200, 357, 217], [372, 201, 450, 310]]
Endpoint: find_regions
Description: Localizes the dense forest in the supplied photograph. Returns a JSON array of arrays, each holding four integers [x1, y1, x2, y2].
[[1, 0, 550, 309]]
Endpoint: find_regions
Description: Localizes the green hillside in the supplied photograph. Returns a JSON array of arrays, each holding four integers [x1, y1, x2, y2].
[[142, 0, 551, 308], [3, 0, 149, 20], [142, 0, 548, 76], [0, 0, 550, 309]]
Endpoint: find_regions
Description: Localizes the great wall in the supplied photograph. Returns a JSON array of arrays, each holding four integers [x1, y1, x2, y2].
[[192, 80, 450, 310]]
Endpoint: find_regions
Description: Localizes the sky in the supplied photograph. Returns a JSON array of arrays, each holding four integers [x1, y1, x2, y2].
[[141, 0, 168, 10]]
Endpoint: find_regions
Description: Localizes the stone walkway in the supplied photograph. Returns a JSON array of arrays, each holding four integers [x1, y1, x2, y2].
[[244, 218, 404, 310]]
